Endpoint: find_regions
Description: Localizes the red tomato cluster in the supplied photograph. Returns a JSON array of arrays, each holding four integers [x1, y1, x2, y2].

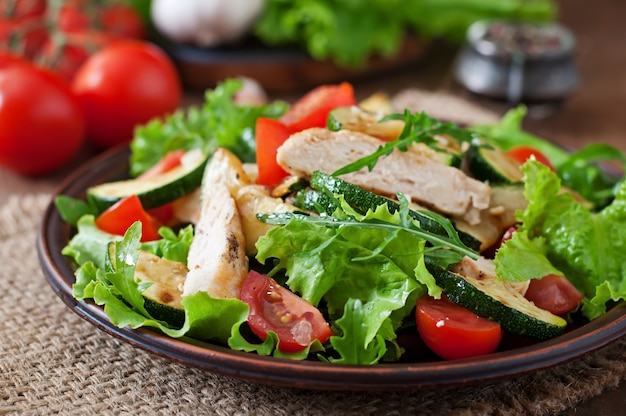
[[0, 1, 182, 176], [1, 0, 146, 81]]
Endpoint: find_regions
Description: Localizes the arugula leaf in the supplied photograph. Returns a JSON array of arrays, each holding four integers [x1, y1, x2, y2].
[[556, 143, 625, 207], [329, 299, 387, 365], [54, 195, 97, 227], [129, 78, 288, 176], [470, 106, 570, 166], [332, 110, 475, 176], [260, 193, 478, 263]]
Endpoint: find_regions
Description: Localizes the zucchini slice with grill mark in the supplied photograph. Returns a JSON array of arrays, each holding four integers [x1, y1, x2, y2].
[[466, 144, 524, 185], [426, 261, 567, 340], [306, 171, 482, 251], [107, 243, 186, 328], [87, 149, 209, 213]]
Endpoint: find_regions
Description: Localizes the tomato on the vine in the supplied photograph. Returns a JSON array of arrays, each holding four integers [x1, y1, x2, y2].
[[58, 1, 146, 39], [41, 31, 116, 82], [416, 294, 503, 360], [72, 40, 181, 148], [0, 0, 46, 19], [0, 60, 85, 175], [240, 271, 333, 352]]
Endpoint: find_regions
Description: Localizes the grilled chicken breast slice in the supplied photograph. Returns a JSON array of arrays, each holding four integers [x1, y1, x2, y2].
[[235, 184, 296, 255], [174, 148, 253, 225], [276, 128, 491, 224], [183, 184, 248, 299]]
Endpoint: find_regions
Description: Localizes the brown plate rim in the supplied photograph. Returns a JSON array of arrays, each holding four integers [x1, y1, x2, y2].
[[36, 146, 626, 391]]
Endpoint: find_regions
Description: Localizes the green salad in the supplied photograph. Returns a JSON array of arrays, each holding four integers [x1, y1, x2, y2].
[[55, 79, 626, 364]]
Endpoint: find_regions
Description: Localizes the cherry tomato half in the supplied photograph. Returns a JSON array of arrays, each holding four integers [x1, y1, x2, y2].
[[240, 271, 333, 352], [95, 195, 162, 242], [72, 40, 181, 149], [137, 148, 186, 180], [524, 274, 584, 315], [279, 82, 356, 134], [507, 146, 554, 171], [0, 61, 85, 176], [416, 295, 503, 360], [255, 117, 291, 186]]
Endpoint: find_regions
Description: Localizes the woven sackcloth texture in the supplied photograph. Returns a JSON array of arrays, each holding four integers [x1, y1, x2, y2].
[[2, 90, 626, 416]]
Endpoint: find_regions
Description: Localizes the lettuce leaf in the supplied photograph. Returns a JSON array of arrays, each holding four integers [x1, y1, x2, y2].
[[255, 202, 441, 363], [71, 222, 249, 344], [63, 215, 195, 268], [129, 78, 288, 176], [254, 0, 556, 68], [495, 161, 626, 319], [472, 106, 624, 207]]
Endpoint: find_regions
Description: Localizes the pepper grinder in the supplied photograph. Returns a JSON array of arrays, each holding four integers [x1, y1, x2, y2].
[[453, 19, 580, 104]]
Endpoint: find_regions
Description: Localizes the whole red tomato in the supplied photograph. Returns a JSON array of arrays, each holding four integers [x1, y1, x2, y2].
[[0, 61, 85, 175], [71, 40, 181, 148]]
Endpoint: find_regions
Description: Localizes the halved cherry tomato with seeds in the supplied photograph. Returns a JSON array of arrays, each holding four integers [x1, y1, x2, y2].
[[240, 271, 333, 352]]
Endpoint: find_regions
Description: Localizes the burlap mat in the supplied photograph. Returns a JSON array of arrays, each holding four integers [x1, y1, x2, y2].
[[2, 90, 626, 415]]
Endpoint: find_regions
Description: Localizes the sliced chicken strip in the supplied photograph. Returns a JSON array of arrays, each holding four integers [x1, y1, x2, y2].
[[276, 128, 491, 224], [172, 148, 252, 225], [183, 184, 248, 299], [235, 184, 296, 256]]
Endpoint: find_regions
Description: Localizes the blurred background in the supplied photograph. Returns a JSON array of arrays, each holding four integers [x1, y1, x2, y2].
[[0, 0, 624, 177]]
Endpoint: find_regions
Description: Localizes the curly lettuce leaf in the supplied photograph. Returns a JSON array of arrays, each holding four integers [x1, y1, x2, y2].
[[72, 222, 248, 343], [141, 225, 194, 264], [495, 161, 626, 319], [472, 106, 624, 207], [129, 78, 287, 176], [62, 215, 121, 270], [255, 202, 434, 363], [228, 325, 324, 361], [63, 215, 194, 268], [255, 0, 556, 68]]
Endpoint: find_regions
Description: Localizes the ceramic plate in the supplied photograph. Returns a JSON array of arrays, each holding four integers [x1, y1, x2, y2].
[[37, 146, 626, 391]]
